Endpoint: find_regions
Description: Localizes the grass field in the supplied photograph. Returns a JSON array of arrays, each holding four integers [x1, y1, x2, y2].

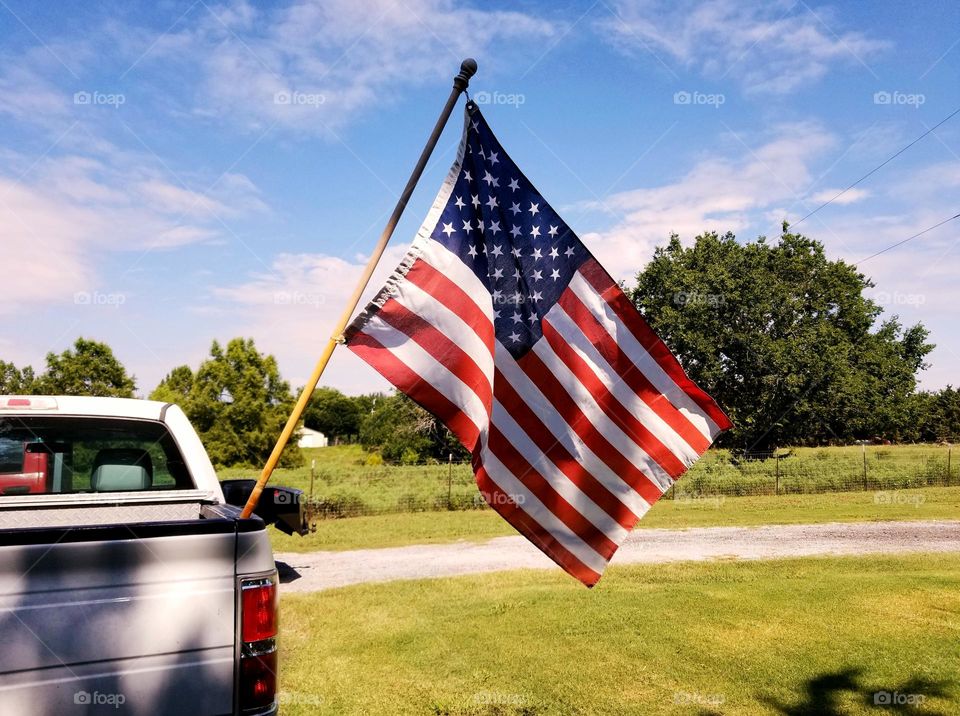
[[277, 553, 960, 715], [223, 444, 959, 523], [269, 485, 960, 553]]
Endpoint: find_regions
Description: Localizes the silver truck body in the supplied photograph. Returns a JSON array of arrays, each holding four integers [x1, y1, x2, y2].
[[0, 397, 278, 716]]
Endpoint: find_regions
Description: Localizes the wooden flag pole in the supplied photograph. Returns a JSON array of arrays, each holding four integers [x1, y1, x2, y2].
[[240, 58, 478, 519]]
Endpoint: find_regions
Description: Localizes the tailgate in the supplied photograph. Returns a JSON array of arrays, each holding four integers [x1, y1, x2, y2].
[[0, 521, 239, 715]]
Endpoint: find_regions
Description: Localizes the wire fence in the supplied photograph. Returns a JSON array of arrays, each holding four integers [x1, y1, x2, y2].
[[267, 444, 959, 520]]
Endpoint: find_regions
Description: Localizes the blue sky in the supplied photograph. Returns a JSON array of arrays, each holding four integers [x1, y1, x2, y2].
[[1, 0, 957, 395]]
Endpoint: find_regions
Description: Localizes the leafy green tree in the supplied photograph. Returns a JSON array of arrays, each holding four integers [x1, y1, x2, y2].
[[302, 387, 361, 443], [34, 338, 136, 397], [151, 338, 302, 468], [630, 227, 933, 450], [0, 361, 36, 394], [359, 392, 468, 463]]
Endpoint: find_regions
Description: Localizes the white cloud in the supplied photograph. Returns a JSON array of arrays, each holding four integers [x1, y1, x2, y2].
[[808, 186, 869, 205], [142, 0, 558, 133], [600, 0, 889, 93]]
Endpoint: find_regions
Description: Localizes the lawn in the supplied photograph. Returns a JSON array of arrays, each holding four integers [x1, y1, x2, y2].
[[277, 553, 960, 715], [269, 485, 960, 553]]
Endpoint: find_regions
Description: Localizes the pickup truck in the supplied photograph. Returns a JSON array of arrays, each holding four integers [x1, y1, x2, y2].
[[0, 396, 307, 715]]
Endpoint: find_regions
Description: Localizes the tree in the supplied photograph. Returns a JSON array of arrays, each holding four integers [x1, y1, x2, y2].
[[150, 338, 302, 468], [302, 387, 361, 443], [34, 338, 136, 397], [0, 361, 35, 394], [359, 392, 468, 463], [629, 227, 933, 450]]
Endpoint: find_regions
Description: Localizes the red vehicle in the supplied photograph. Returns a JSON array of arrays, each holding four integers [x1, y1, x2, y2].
[[0, 442, 50, 495]]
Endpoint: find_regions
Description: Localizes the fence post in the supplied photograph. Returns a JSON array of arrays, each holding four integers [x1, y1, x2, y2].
[[309, 458, 316, 503], [862, 443, 868, 491], [447, 453, 453, 510], [775, 454, 780, 496], [948, 446, 952, 487]]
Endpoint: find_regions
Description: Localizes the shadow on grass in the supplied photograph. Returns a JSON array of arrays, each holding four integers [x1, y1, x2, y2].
[[765, 668, 953, 715]]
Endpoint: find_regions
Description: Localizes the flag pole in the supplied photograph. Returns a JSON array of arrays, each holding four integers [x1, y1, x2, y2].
[[240, 58, 478, 519]]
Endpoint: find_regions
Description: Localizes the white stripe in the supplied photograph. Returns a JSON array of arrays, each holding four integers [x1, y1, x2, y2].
[[546, 302, 702, 467], [531, 335, 674, 490], [393, 269, 494, 385], [419, 239, 493, 320], [479, 445, 608, 574], [495, 344, 652, 518], [568, 271, 720, 439], [491, 401, 629, 545], [359, 317, 489, 433]]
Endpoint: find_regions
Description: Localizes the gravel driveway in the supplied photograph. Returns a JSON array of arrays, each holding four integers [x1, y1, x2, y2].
[[275, 520, 960, 593]]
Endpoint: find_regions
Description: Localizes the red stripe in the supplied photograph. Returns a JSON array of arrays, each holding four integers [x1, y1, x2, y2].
[[348, 328, 481, 449], [375, 300, 492, 415], [404, 259, 495, 353], [487, 425, 618, 560], [474, 464, 601, 587], [557, 288, 710, 453], [516, 350, 665, 506], [493, 368, 641, 529], [578, 259, 733, 432], [540, 319, 688, 479]]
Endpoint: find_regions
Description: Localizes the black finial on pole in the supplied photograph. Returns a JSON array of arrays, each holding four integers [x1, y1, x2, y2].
[[454, 58, 478, 91]]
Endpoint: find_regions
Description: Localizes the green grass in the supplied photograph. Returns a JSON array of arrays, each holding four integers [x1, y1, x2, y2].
[[225, 443, 960, 522], [270, 485, 960, 553], [277, 553, 960, 715]]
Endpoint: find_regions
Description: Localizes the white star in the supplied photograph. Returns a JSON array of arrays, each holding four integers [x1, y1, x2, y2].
[[477, 146, 486, 159], [455, 196, 465, 209], [486, 195, 498, 210], [462, 220, 473, 234], [564, 246, 575, 257], [508, 178, 519, 191], [471, 194, 480, 208], [548, 225, 558, 237], [550, 268, 561, 281], [531, 290, 543, 302], [491, 267, 504, 280], [441, 222, 455, 237], [493, 309, 501, 319], [512, 267, 521, 279], [510, 246, 522, 258], [483, 170, 495, 186], [512, 312, 522, 324], [491, 244, 503, 257], [489, 220, 501, 235], [467, 244, 478, 257], [549, 246, 559, 259], [488, 151, 499, 165], [509, 202, 521, 215], [492, 289, 503, 303], [464, 170, 472, 182], [471, 121, 478, 131], [477, 219, 484, 232], [532, 247, 543, 260], [528, 313, 537, 324], [530, 225, 541, 238], [532, 269, 543, 281], [509, 331, 521, 343], [513, 291, 524, 303], [510, 225, 522, 238], [528, 202, 539, 216]]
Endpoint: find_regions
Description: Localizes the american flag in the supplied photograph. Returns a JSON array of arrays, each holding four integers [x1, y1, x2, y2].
[[346, 102, 731, 586]]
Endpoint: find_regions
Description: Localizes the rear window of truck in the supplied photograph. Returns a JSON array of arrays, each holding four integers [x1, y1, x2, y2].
[[0, 417, 193, 497]]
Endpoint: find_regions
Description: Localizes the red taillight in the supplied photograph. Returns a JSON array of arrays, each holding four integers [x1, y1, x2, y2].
[[239, 575, 278, 714], [242, 582, 278, 642]]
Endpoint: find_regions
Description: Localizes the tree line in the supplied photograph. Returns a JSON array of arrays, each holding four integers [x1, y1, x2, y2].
[[1, 227, 957, 465]]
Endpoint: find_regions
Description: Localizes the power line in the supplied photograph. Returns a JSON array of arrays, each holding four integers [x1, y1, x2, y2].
[[795, 105, 960, 226], [856, 212, 960, 265]]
